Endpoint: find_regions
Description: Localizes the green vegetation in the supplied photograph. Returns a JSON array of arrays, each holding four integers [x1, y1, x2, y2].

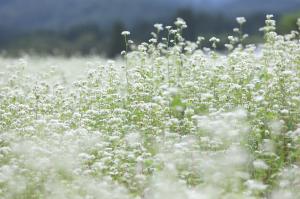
[[278, 10, 300, 33], [1, 10, 299, 57], [0, 15, 300, 198]]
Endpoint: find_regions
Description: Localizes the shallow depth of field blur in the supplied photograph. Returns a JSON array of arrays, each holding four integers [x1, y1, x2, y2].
[[1, 1, 300, 199]]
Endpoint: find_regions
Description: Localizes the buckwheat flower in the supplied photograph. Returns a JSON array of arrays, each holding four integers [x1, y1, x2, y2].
[[121, 31, 130, 36], [280, 109, 289, 114], [167, 87, 178, 96], [245, 179, 268, 191], [140, 42, 148, 47], [196, 36, 205, 45], [209, 37, 220, 49], [266, 14, 274, 19], [228, 36, 236, 42], [138, 44, 147, 52], [209, 37, 220, 43], [236, 17, 246, 25], [266, 19, 276, 27], [174, 17, 187, 29], [170, 29, 177, 34], [184, 108, 194, 116], [149, 38, 157, 43], [254, 95, 264, 102], [154, 23, 164, 31], [203, 47, 211, 52], [125, 132, 140, 147], [107, 60, 115, 65], [242, 34, 249, 39], [233, 28, 239, 32], [253, 159, 269, 170], [151, 32, 157, 38], [224, 43, 231, 49]]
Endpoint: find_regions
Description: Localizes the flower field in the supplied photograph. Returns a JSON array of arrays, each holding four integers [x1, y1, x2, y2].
[[0, 16, 300, 199]]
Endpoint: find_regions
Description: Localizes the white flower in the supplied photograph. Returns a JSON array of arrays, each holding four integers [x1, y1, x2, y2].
[[149, 38, 157, 43], [233, 28, 239, 32], [243, 34, 249, 39], [236, 17, 246, 25], [245, 180, 268, 191], [174, 17, 187, 28], [266, 14, 274, 19], [125, 132, 140, 146], [154, 23, 164, 31], [209, 37, 220, 43], [280, 109, 289, 114], [253, 159, 269, 170], [121, 31, 130, 36], [170, 29, 177, 34]]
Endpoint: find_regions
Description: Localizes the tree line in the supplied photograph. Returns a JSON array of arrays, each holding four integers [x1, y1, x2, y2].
[[0, 9, 299, 57]]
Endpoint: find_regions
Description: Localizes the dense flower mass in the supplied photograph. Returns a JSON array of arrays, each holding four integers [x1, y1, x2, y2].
[[0, 16, 300, 199]]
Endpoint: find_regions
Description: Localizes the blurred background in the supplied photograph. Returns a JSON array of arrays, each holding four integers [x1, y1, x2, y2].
[[0, 0, 300, 57]]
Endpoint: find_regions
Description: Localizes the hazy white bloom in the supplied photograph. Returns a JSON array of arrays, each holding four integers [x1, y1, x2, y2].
[[225, 43, 234, 51], [271, 190, 294, 199], [174, 17, 187, 28], [236, 17, 246, 25], [125, 132, 140, 146], [266, 14, 274, 19], [243, 34, 249, 39], [233, 28, 239, 32], [268, 120, 284, 135], [121, 31, 130, 36], [280, 109, 289, 114], [245, 180, 268, 191], [209, 37, 220, 43], [170, 29, 177, 34], [149, 38, 157, 43], [154, 23, 164, 31], [253, 159, 269, 170]]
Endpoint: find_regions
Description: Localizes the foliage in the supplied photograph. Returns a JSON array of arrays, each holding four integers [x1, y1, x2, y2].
[[2, 11, 298, 57], [278, 11, 300, 33], [0, 15, 300, 198]]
